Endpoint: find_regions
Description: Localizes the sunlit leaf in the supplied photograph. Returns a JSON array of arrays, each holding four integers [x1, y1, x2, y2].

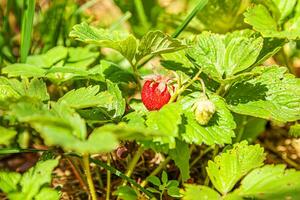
[[70, 22, 137, 62], [206, 141, 265, 194], [225, 66, 300, 122], [136, 31, 186, 62], [182, 185, 221, 200], [188, 31, 263, 81], [235, 165, 300, 200]]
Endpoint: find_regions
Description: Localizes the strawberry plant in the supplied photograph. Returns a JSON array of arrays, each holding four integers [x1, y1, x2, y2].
[[1, 0, 300, 199]]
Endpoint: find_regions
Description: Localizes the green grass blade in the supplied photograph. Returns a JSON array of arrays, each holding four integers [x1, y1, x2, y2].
[[20, 0, 35, 63], [172, 0, 208, 38]]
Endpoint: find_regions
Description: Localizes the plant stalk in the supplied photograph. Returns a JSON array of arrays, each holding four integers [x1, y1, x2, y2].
[[83, 154, 97, 200], [190, 146, 213, 167], [204, 145, 219, 185], [106, 154, 111, 200], [122, 146, 144, 185], [169, 69, 202, 102]]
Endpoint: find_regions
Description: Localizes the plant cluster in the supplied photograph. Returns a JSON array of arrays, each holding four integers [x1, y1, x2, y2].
[[1, 0, 300, 200]]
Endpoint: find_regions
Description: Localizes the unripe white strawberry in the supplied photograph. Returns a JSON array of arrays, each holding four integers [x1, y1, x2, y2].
[[192, 97, 215, 125]]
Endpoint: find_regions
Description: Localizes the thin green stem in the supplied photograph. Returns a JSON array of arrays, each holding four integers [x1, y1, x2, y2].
[[172, 0, 208, 38], [221, 71, 261, 84], [95, 166, 103, 189], [216, 83, 225, 96], [281, 48, 295, 74], [83, 154, 97, 200], [141, 156, 172, 187], [204, 145, 219, 186], [235, 116, 247, 143], [190, 146, 213, 167], [106, 154, 111, 200], [129, 60, 141, 90], [170, 69, 202, 102], [122, 146, 144, 185]]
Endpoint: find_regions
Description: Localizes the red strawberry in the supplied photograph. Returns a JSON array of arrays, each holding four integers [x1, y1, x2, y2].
[[141, 76, 173, 111]]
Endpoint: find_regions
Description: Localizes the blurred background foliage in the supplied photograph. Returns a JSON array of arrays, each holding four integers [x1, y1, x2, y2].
[[1, 0, 300, 76]]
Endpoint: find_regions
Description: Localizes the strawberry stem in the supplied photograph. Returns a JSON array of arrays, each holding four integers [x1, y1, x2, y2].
[[169, 69, 203, 102]]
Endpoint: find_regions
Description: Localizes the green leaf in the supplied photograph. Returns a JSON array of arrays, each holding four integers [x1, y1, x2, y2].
[[235, 165, 300, 200], [97, 60, 136, 84], [35, 187, 60, 200], [31, 118, 118, 154], [26, 78, 49, 101], [169, 140, 190, 181], [10, 99, 50, 122], [51, 102, 87, 140], [0, 171, 21, 193], [0, 78, 49, 101], [244, 5, 277, 33], [225, 66, 300, 122], [58, 86, 110, 109], [196, 0, 251, 33], [182, 185, 221, 200], [69, 22, 137, 62], [167, 186, 181, 198], [272, 0, 297, 24], [0, 84, 20, 101], [27, 46, 68, 68], [234, 115, 267, 143], [180, 93, 236, 145], [289, 124, 300, 137], [123, 111, 147, 129], [136, 30, 186, 62], [188, 31, 263, 80], [67, 46, 99, 64], [255, 38, 285, 66], [161, 50, 194, 73], [105, 80, 126, 118], [206, 141, 265, 194], [147, 176, 161, 187], [161, 171, 168, 185], [0, 126, 17, 146], [244, 4, 300, 39], [115, 186, 137, 200], [7, 159, 59, 200], [11, 101, 83, 141], [146, 103, 182, 148], [32, 120, 118, 154], [2, 64, 46, 78]]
